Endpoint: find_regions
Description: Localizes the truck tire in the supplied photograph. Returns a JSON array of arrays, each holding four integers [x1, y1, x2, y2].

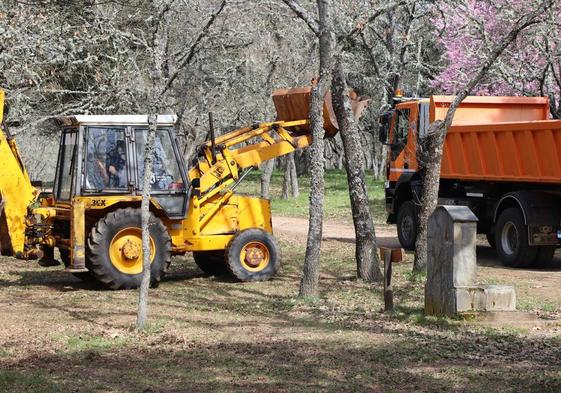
[[397, 201, 417, 251], [193, 251, 229, 276], [226, 228, 280, 282], [533, 246, 556, 268], [87, 208, 171, 290], [59, 249, 96, 282], [495, 208, 537, 268]]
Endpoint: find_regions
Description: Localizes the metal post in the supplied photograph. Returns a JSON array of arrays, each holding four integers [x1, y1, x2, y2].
[[208, 112, 217, 164], [383, 248, 394, 311]]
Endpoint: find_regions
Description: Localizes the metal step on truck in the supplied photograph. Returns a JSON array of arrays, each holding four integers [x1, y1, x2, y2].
[[379, 94, 561, 268]]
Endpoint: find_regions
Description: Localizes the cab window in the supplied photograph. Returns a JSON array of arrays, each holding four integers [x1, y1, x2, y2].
[[135, 129, 185, 191], [390, 108, 410, 160], [56, 131, 77, 200], [84, 127, 128, 191]]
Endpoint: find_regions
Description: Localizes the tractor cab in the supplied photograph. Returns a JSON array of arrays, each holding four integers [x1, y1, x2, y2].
[[53, 115, 189, 218]]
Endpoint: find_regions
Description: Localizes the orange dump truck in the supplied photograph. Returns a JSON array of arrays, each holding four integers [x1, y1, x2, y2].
[[379, 95, 561, 268]]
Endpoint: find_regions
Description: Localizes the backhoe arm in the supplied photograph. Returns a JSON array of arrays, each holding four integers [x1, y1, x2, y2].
[[0, 91, 38, 257]]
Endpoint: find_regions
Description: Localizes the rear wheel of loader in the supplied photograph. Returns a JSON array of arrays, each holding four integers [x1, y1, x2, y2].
[[87, 208, 171, 290], [193, 251, 229, 276], [397, 201, 417, 251], [59, 249, 95, 282], [226, 229, 280, 282], [495, 208, 537, 268]]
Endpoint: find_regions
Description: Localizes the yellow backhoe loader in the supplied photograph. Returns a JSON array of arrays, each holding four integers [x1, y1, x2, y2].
[[0, 87, 366, 289]]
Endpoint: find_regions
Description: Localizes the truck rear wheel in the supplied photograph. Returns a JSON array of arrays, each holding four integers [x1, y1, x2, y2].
[[226, 229, 280, 281], [193, 251, 229, 276], [397, 201, 417, 251], [495, 208, 537, 268], [87, 208, 171, 289]]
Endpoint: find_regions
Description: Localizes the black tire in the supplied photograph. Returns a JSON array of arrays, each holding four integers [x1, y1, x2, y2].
[[495, 208, 537, 268], [59, 249, 96, 282], [486, 232, 496, 249], [397, 201, 417, 251], [226, 229, 280, 282], [193, 251, 229, 276], [87, 208, 171, 290], [533, 246, 556, 268]]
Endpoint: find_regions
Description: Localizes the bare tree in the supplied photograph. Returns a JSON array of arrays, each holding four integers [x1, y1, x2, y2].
[[332, 57, 383, 282], [413, 0, 555, 272], [282, 152, 299, 199], [299, 0, 334, 298], [260, 159, 275, 199], [137, 0, 228, 328]]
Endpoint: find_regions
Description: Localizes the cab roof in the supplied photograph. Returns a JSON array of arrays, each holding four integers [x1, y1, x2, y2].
[[55, 114, 178, 127]]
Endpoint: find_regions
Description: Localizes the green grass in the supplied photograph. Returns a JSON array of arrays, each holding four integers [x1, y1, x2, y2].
[[65, 334, 131, 352], [235, 169, 386, 223]]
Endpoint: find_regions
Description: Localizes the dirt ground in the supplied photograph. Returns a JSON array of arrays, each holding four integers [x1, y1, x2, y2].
[[0, 216, 560, 392]]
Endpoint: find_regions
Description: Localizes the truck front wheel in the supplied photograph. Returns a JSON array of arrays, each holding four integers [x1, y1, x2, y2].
[[495, 208, 537, 268], [397, 201, 417, 251], [226, 229, 280, 281]]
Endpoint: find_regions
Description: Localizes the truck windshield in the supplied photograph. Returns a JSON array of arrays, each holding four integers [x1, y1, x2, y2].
[[84, 127, 128, 191]]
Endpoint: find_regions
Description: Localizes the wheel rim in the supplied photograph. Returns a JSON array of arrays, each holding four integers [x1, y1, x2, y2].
[[109, 227, 155, 274], [401, 215, 414, 243], [239, 241, 270, 272], [501, 221, 518, 256]]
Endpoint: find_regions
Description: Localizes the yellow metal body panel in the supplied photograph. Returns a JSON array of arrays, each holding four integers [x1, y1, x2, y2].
[[180, 194, 272, 252], [0, 91, 38, 256]]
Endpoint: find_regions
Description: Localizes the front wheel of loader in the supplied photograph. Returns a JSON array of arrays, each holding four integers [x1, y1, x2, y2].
[[226, 229, 280, 282], [87, 208, 171, 290], [193, 251, 229, 276]]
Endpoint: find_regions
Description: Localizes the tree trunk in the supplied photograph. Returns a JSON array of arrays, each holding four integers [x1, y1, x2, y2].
[[332, 57, 383, 282], [412, 2, 552, 272], [260, 159, 275, 199], [282, 152, 299, 199], [299, 0, 334, 298], [137, 115, 157, 329]]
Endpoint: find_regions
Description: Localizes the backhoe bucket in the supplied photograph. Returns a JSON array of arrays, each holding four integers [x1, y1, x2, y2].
[[272, 86, 370, 137]]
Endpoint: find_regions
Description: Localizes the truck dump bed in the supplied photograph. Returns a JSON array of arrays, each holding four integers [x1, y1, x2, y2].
[[431, 96, 561, 184]]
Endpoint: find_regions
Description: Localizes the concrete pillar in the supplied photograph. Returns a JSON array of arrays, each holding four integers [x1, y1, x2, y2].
[[425, 206, 516, 316]]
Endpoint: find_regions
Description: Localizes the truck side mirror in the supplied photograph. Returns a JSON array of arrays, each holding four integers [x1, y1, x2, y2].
[[378, 111, 394, 145]]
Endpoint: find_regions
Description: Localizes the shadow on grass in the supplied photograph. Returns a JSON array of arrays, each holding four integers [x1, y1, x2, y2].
[[2, 329, 561, 393]]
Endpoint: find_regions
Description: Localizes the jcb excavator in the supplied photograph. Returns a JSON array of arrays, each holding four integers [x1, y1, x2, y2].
[[0, 87, 366, 289]]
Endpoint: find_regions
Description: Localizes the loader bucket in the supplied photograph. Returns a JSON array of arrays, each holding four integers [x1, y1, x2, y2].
[[272, 86, 370, 137]]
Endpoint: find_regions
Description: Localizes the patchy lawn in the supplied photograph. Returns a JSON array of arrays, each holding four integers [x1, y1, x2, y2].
[[1, 231, 560, 392], [237, 169, 386, 224]]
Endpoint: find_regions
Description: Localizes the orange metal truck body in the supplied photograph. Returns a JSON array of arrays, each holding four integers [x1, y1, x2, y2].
[[390, 95, 561, 184], [384, 95, 561, 267]]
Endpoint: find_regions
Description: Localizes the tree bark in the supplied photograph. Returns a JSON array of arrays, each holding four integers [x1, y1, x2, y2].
[[299, 0, 334, 298], [282, 152, 299, 199], [260, 159, 275, 199], [137, 0, 169, 330], [332, 57, 383, 282], [413, 1, 553, 272], [137, 115, 157, 329]]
